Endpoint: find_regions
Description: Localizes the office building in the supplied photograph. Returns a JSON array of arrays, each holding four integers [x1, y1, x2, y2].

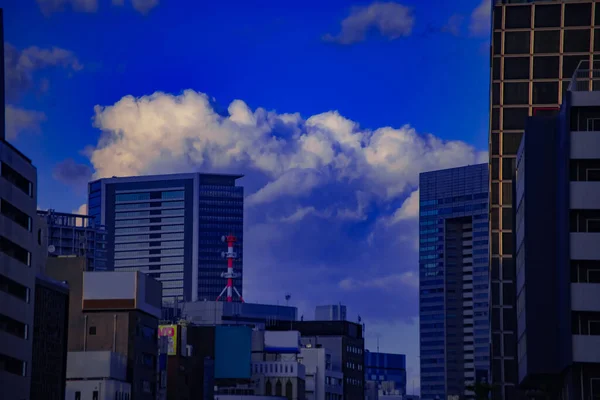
[[364, 351, 407, 397], [0, 10, 48, 397], [183, 300, 297, 328], [515, 61, 600, 399], [315, 304, 347, 321], [418, 164, 490, 400], [45, 257, 162, 400], [88, 173, 244, 305], [299, 347, 343, 400], [38, 209, 107, 271], [30, 274, 69, 400], [490, 2, 598, 398], [268, 320, 365, 400]]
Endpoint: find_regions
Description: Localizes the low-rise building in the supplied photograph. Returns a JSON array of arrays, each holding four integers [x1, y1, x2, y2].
[[65, 351, 131, 400]]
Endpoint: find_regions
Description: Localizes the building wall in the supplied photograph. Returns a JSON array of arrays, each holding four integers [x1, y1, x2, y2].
[[65, 379, 131, 400], [315, 304, 347, 321], [489, 2, 598, 399], [0, 138, 44, 400], [418, 164, 489, 400], [364, 351, 406, 396]]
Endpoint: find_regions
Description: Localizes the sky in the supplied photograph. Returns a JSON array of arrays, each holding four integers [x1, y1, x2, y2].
[[4, 0, 491, 392]]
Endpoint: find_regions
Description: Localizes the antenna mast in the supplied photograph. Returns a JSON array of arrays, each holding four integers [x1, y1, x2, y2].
[[216, 234, 244, 303]]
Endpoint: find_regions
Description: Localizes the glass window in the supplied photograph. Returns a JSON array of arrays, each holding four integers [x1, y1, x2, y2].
[[563, 29, 591, 53], [533, 30, 559, 53], [0, 235, 31, 266], [161, 190, 185, 200], [505, 5, 531, 29], [115, 202, 150, 210], [0, 199, 32, 232], [503, 158, 517, 180], [492, 83, 500, 105], [503, 108, 529, 131], [563, 55, 589, 80], [534, 4, 561, 28], [493, 58, 501, 81], [533, 56, 559, 79], [564, 3, 592, 27], [596, 29, 600, 52], [493, 32, 502, 55], [503, 132, 523, 156], [533, 82, 559, 105], [0, 162, 33, 197], [504, 32, 530, 55], [503, 82, 529, 105], [492, 159, 500, 181], [115, 193, 151, 202], [491, 130, 500, 152], [504, 57, 530, 80]]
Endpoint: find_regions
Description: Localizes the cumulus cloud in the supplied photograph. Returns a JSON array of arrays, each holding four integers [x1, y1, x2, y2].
[[71, 89, 485, 325], [443, 14, 464, 36], [469, 0, 491, 37], [387, 188, 419, 224], [323, 2, 414, 45], [37, 0, 98, 15], [53, 158, 93, 189], [4, 43, 83, 102], [5, 106, 47, 140]]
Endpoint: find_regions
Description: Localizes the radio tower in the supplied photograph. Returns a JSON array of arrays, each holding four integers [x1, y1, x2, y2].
[[216, 234, 244, 303]]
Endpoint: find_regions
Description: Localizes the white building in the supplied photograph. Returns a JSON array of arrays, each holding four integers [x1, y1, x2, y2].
[[65, 351, 131, 400], [299, 347, 343, 400]]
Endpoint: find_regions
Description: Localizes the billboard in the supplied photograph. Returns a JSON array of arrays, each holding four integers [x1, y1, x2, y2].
[[264, 331, 300, 353], [158, 325, 178, 356], [214, 325, 252, 379]]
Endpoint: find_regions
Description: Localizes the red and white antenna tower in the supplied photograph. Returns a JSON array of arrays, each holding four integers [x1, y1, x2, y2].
[[216, 234, 244, 303]]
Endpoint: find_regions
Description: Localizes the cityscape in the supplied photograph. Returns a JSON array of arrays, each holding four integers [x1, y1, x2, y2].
[[1, 1, 600, 400]]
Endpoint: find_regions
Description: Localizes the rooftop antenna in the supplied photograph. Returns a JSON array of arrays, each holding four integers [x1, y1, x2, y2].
[[285, 293, 291, 306], [216, 234, 244, 303]]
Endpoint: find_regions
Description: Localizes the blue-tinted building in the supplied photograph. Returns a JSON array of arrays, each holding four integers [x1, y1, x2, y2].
[[364, 351, 407, 396], [88, 173, 244, 306], [418, 164, 490, 400]]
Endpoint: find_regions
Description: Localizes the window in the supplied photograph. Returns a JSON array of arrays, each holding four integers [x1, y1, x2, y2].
[[503, 132, 523, 155], [0, 353, 26, 376], [564, 3, 592, 27], [92, 391, 98, 400], [0, 162, 33, 197], [564, 29, 591, 53], [504, 32, 530, 55], [533, 30, 559, 53], [503, 108, 529, 131], [0, 235, 31, 266], [503, 82, 528, 105], [533, 56, 559, 79], [533, 82, 559, 105], [504, 57, 530, 80], [596, 30, 600, 52], [493, 58, 501, 81], [116, 192, 151, 202], [505, 5, 531, 29], [0, 199, 32, 232], [502, 232, 514, 255], [0, 274, 29, 302], [0, 313, 27, 339], [89, 326, 97, 335], [502, 157, 517, 180], [161, 190, 184, 200], [492, 110, 500, 131], [563, 56, 589, 80], [534, 4, 561, 28], [493, 32, 502, 55], [492, 83, 500, 105]]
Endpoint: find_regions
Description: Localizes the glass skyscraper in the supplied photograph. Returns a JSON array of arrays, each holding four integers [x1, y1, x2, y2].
[[88, 173, 244, 305], [419, 164, 490, 400]]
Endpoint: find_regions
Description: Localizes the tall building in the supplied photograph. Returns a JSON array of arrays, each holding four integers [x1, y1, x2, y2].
[[418, 164, 490, 400], [88, 173, 244, 305], [0, 10, 48, 398], [37, 209, 107, 271], [364, 350, 407, 396], [515, 61, 600, 399], [490, 1, 598, 398], [315, 304, 347, 321]]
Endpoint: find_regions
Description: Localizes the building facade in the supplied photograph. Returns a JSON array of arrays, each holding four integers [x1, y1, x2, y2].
[[30, 274, 69, 400], [38, 209, 107, 271], [88, 173, 244, 305], [183, 300, 297, 328], [489, 2, 598, 398], [419, 164, 490, 400], [314, 304, 347, 321], [364, 351, 406, 397], [299, 347, 343, 400], [515, 62, 600, 399]]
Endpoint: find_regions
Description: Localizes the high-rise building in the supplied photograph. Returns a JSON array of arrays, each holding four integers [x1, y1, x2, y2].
[[315, 304, 347, 321], [88, 173, 244, 305], [515, 61, 600, 399], [490, 2, 598, 398], [37, 209, 107, 271], [418, 164, 490, 400], [364, 350, 407, 396], [0, 10, 48, 398]]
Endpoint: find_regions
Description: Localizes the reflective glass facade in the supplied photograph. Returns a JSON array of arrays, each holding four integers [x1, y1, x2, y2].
[[364, 351, 407, 396], [88, 173, 243, 306], [419, 164, 490, 400]]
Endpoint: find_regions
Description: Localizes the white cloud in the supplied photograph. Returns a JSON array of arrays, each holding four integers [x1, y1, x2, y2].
[[387, 188, 419, 224], [5, 106, 47, 140], [339, 271, 419, 291], [112, 0, 159, 14], [323, 2, 415, 45], [277, 206, 332, 223], [443, 14, 464, 36], [37, 0, 98, 15], [469, 0, 491, 37]]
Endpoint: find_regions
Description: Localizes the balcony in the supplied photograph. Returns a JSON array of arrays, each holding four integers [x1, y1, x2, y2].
[[570, 182, 600, 209], [572, 335, 600, 363], [571, 132, 600, 159], [571, 283, 600, 312], [570, 233, 600, 260]]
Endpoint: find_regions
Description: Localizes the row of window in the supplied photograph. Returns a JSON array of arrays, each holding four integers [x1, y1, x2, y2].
[[115, 241, 184, 250], [115, 248, 184, 259], [115, 225, 184, 235], [114, 256, 184, 266], [114, 201, 184, 211], [0, 312, 28, 340], [1, 162, 33, 197], [1, 199, 32, 232], [115, 217, 185, 227], [494, 2, 596, 30], [0, 235, 31, 266], [115, 190, 185, 202], [420, 193, 488, 208], [115, 232, 185, 243], [420, 202, 488, 217], [498, 29, 598, 56], [492, 55, 592, 84], [116, 209, 184, 218]]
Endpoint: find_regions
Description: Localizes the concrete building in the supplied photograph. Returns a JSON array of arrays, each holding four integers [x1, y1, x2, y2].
[[38, 209, 107, 271], [314, 304, 347, 321], [30, 274, 69, 400], [45, 257, 162, 400], [299, 347, 343, 400], [418, 164, 490, 400], [183, 300, 297, 328], [489, 2, 598, 398], [0, 11, 48, 397], [364, 351, 407, 397], [65, 351, 131, 400], [268, 320, 365, 400], [515, 61, 600, 398], [88, 173, 244, 306]]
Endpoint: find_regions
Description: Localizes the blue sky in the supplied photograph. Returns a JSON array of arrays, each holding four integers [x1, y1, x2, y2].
[[4, 0, 491, 391]]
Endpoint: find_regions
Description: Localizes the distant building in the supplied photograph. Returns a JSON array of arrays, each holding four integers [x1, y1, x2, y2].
[[183, 300, 297, 328], [515, 61, 600, 398], [299, 347, 343, 400], [30, 274, 69, 400], [418, 164, 490, 400], [364, 351, 406, 396], [268, 320, 365, 400], [315, 304, 347, 321], [88, 173, 244, 305], [37, 209, 107, 271], [45, 257, 162, 400]]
